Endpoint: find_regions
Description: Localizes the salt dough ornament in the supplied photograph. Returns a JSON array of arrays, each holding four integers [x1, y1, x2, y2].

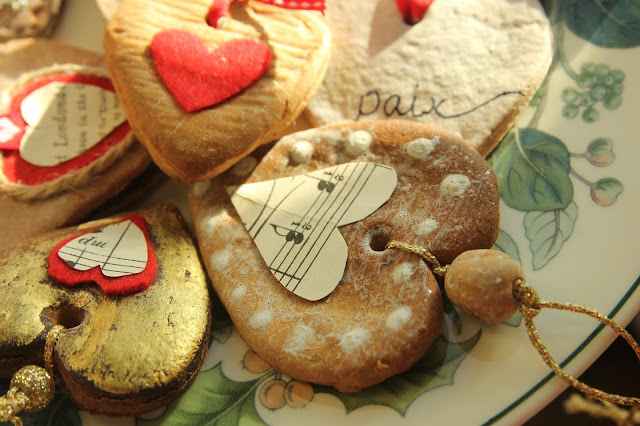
[[305, 0, 553, 156], [104, 0, 331, 183], [190, 120, 500, 391], [0, 39, 152, 251], [0, 205, 211, 417], [0, 0, 63, 41]]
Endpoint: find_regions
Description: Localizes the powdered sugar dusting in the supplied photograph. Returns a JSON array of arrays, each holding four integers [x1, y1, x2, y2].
[[210, 250, 231, 271], [392, 262, 414, 285], [339, 328, 371, 354], [407, 136, 439, 159], [249, 309, 274, 329], [386, 306, 413, 331]]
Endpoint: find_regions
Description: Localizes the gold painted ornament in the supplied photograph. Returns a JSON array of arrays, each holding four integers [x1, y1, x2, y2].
[[0, 205, 212, 419]]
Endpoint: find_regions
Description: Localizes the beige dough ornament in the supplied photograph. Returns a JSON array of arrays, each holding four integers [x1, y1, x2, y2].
[[104, 0, 331, 183], [189, 120, 500, 391], [0, 205, 211, 419], [0, 39, 152, 251], [305, 0, 554, 156]]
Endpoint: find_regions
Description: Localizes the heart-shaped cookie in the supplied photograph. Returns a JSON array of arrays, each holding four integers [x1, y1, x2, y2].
[[104, 0, 331, 183], [190, 120, 500, 391], [0, 39, 152, 251], [0, 205, 211, 416], [305, 0, 553, 156]]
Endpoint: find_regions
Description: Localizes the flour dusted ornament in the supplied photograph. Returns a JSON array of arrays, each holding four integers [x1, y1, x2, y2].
[[0, 0, 63, 41], [104, 0, 331, 183], [0, 39, 152, 251], [190, 120, 500, 392], [305, 0, 553, 156], [0, 205, 211, 418]]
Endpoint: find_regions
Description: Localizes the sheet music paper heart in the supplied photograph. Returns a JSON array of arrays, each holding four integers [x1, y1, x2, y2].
[[228, 162, 397, 301], [48, 215, 157, 294], [19, 82, 126, 167]]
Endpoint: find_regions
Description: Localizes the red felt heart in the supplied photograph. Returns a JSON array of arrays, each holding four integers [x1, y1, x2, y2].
[[48, 215, 157, 295], [151, 30, 272, 112], [395, 0, 435, 24]]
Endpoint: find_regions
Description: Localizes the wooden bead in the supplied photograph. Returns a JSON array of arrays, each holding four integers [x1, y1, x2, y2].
[[445, 249, 523, 324]]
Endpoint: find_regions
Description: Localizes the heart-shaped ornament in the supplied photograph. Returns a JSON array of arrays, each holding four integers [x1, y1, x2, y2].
[[104, 0, 330, 183], [228, 162, 397, 301], [305, 0, 553, 156], [49, 215, 157, 294], [190, 120, 500, 392], [151, 31, 271, 112], [19, 81, 126, 166], [0, 111, 25, 150]]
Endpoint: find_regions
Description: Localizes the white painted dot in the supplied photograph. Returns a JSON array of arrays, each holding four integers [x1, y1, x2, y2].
[[386, 306, 413, 331], [339, 328, 371, 354], [345, 130, 372, 156], [199, 215, 217, 237], [407, 136, 439, 159], [283, 324, 316, 356], [290, 140, 314, 164], [231, 156, 257, 176], [210, 250, 231, 271], [192, 180, 211, 197], [392, 262, 414, 285], [230, 285, 246, 302], [440, 174, 471, 197], [249, 309, 274, 329], [415, 218, 438, 236]]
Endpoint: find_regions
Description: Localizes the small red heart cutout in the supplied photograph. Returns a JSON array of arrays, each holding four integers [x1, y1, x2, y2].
[[151, 30, 272, 112], [395, 0, 435, 24]]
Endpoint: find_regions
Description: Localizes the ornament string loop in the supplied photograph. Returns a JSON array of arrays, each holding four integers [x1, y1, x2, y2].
[[512, 278, 640, 408], [385, 241, 640, 410], [0, 325, 64, 425]]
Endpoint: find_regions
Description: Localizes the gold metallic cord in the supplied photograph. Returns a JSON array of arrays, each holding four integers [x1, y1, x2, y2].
[[385, 240, 449, 276], [44, 325, 64, 380], [384, 241, 640, 410], [513, 279, 640, 407]]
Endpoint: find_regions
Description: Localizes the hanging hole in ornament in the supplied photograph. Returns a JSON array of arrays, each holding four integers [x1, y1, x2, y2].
[[43, 302, 85, 330], [368, 225, 392, 252]]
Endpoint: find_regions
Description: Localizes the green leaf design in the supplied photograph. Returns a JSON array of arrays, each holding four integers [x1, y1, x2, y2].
[[492, 229, 521, 264], [315, 331, 481, 415], [491, 129, 573, 212], [0, 380, 81, 426], [561, 0, 640, 48], [137, 365, 265, 426], [524, 201, 578, 270]]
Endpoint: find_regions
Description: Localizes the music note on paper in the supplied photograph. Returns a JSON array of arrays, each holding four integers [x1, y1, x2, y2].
[[57, 219, 148, 278], [228, 162, 397, 301]]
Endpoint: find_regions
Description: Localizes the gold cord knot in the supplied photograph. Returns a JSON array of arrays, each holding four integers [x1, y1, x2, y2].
[[512, 278, 542, 317]]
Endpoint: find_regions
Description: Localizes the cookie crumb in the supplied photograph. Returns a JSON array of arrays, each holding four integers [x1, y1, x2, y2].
[[290, 140, 314, 164], [440, 174, 471, 197], [376, 360, 389, 370], [407, 136, 439, 159], [345, 130, 372, 156]]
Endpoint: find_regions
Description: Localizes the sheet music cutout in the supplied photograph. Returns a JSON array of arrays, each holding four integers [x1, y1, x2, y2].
[[228, 162, 397, 301], [19, 82, 126, 167], [57, 219, 148, 277]]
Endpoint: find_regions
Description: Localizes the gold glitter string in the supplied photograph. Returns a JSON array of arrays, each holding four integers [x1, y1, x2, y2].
[[0, 326, 63, 425], [385, 241, 640, 409], [385, 240, 449, 276], [512, 278, 640, 407]]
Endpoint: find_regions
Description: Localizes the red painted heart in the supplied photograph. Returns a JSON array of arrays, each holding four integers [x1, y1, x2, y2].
[[151, 30, 272, 112]]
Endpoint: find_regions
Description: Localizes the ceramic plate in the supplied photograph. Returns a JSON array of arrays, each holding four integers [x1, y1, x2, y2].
[[2, 0, 639, 425]]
